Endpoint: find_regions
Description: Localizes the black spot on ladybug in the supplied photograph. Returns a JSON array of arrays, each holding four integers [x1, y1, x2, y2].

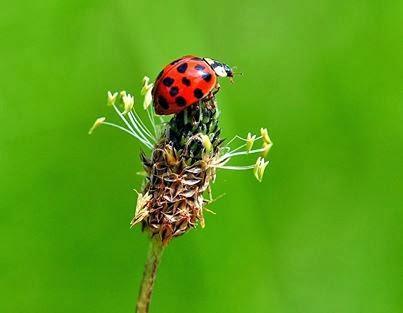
[[177, 63, 188, 73], [162, 77, 174, 87], [194, 88, 204, 99], [156, 70, 164, 80], [170, 58, 181, 65], [195, 64, 205, 71], [169, 86, 179, 97], [202, 72, 212, 82], [175, 96, 187, 106], [182, 77, 191, 86], [158, 95, 169, 109]]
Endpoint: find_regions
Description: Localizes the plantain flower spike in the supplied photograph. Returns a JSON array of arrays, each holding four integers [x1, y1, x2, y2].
[[90, 79, 272, 243], [90, 72, 274, 313]]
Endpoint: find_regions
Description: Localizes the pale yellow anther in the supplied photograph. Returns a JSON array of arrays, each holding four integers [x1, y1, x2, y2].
[[144, 86, 154, 110], [88, 117, 106, 135], [262, 142, 273, 157], [107, 91, 118, 106], [141, 76, 154, 110], [141, 76, 151, 95], [254, 157, 269, 182], [122, 93, 134, 114], [260, 128, 272, 145], [246, 132, 256, 152]]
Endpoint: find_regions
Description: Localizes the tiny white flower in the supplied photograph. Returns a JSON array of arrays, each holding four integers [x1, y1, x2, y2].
[[88, 117, 106, 135], [254, 157, 269, 182], [107, 91, 118, 106], [122, 93, 134, 114]]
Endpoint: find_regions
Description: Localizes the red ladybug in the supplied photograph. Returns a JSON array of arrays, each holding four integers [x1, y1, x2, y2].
[[152, 56, 234, 115]]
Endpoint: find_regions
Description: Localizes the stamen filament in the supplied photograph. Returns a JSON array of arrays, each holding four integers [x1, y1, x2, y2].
[[216, 165, 255, 170], [220, 147, 266, 161], [102, 122, 138, 137], [146, 107, 157, 137], [226, 135, 263, 146], [127, 111, 154, 144], [226, 135, 247, 146], [113, 105, 153, 149], [226, 143, 247, 154], [131, 111, 156, 141]]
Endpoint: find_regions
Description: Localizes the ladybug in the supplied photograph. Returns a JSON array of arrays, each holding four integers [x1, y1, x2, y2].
[[152, 56, 234, 115]]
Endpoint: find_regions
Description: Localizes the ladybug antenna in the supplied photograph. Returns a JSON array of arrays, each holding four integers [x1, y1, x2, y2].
[[231, 66, 243, 77], [230, 71, 243, 83]]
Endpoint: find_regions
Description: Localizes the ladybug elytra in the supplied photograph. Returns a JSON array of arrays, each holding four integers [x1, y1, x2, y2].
[[152, 56, 234, 115]]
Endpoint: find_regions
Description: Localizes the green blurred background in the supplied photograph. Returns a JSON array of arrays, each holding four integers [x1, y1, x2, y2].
[[1, 0, 402, 312]]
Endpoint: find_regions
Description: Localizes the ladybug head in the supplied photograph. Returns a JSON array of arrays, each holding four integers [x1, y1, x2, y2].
[[204, 58, 234, 78]]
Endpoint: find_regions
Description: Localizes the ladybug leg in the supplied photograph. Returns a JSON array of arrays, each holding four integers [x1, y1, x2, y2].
[[212, 82, 221, 96], [204, 96, 217, 111], [204, 83, 221, 102]]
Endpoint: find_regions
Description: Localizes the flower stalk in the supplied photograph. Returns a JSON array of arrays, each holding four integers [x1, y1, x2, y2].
[[136, 238, 165, 313]]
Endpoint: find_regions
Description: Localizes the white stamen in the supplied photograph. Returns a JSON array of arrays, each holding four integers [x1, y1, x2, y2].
[[113, 105, 153, 149], [215, 165, 255, 170]]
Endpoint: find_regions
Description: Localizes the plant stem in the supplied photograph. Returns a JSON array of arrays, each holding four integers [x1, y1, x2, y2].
[[136, 238, 165, 313]]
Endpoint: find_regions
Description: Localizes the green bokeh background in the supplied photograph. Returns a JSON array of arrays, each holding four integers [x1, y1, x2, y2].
[[1, 1, 402, 312]]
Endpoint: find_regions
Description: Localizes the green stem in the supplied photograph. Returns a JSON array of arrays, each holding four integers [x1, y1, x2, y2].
[[136, 239, 165, 313]]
